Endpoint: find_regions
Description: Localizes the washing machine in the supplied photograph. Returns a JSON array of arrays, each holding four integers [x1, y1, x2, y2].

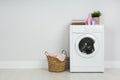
[[69, 25, 104, 72]]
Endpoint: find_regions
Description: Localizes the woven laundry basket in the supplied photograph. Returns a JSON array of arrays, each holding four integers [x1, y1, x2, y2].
[[45, 50, 67, 72]]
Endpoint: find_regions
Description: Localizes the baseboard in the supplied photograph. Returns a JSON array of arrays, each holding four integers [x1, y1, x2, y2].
[[0, 60, 48, 69], [0, 60, 120, 69], [105, 61, 120, 68]]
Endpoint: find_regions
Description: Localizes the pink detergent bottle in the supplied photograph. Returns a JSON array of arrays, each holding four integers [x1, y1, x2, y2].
[[87, 13, 92, 25]]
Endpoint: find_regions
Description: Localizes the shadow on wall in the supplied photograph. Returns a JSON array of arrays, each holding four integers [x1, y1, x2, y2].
[[60, 23, 70, 57], [104, 26, 116, 61]]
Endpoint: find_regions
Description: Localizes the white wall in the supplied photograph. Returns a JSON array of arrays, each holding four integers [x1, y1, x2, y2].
[[0, 0, 120, 68]]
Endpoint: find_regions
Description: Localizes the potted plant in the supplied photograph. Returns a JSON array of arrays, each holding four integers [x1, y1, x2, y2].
[[91, 11, 101, 24]]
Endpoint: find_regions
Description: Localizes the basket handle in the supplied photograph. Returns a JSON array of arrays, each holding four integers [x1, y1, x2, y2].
[[45, 51, 48, 56], [61, 50, 67, 55]]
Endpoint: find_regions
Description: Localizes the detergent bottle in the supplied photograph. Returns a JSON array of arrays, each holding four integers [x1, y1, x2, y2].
[[87, 13, 92, 25]]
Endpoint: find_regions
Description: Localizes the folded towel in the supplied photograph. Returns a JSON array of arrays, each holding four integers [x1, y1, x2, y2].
[[46, 53, 57, 57], [46, 53, 66, 61], [56, 54, 66, 61]]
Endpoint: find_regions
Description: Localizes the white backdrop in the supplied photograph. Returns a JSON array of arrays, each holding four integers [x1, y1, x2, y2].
[[0, 0, 120, 68]]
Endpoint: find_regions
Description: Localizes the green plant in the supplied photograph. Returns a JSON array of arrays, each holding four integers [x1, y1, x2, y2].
[[92, 11, 101, 17]]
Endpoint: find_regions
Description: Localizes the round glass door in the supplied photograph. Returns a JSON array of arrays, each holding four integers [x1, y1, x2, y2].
[[79, 37, 95, 54], [75, 34, 98, 58]]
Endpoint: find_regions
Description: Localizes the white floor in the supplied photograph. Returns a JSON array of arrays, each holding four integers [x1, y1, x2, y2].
[[0, 68, 119, 80]]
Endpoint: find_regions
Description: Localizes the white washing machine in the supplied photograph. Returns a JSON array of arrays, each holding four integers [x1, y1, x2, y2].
[[69, 25, 104, 72]]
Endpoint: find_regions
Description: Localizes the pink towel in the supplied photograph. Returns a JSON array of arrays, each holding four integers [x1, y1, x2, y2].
[[56, 54, 66, 61], [47, 53, 57, 57], [47, 53, 66, 61]]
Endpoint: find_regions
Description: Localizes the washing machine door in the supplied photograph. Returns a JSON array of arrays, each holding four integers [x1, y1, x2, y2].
[[75, 34, 99, 58]]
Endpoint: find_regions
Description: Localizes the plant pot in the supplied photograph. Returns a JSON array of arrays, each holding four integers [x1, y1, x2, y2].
[[92, 17, 100, 24]]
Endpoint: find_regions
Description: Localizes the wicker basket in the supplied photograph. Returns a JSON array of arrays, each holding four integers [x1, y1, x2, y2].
[[45, 50, 67, 72]]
